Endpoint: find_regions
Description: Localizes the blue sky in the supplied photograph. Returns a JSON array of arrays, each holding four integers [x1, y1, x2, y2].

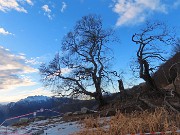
[[0, 0, 180, 103]]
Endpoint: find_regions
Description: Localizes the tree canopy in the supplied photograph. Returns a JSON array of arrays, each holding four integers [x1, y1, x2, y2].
[[39, 15, 119, 106], [132, 22, 176, 90]]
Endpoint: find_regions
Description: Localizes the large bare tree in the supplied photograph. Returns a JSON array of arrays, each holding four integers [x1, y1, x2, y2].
[[39, 15, 118, 106], [132, 22, 176, 91]]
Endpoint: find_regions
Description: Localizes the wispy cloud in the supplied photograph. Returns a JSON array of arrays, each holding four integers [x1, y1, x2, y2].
[[0, 27, 13, 35], [0, 0, 29, 13], [42, 5, 51, 13], [112, 0, 167, 27], [173, 0, 180, 8], [61, 2, 67, 13], [25, 57, 42, 65], [26, 0, 33, 6], [0, 46, 37, 90], [42, 4, 52, 19], [0, 87, 53, 103]]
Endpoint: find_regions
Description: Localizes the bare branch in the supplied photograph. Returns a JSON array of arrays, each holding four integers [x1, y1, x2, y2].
[[39, 14, 119, 106], [132, 21, 176, 90]]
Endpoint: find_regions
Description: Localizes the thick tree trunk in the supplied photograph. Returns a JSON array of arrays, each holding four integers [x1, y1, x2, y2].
[[82, 88, 106, 106], [94, 91, 106, 106], [139, 59, 158, 90], [118, 79, 124, 91], [98, 93, 106, 106], [92, 77, 106, 106], [118, 79, 126, 100]]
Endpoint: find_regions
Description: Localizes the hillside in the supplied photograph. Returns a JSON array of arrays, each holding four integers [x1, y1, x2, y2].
[[88, 52, 180, 115], [153, 52, 180, 89]]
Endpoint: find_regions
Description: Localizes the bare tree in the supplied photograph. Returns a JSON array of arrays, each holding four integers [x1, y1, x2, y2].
[[39, 15, 119, 106], [132, 22, 176, 91], [173, 38, 180, 54]]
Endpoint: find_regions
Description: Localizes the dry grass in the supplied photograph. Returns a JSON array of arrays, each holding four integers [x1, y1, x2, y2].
[[74, 108, 180, 135]]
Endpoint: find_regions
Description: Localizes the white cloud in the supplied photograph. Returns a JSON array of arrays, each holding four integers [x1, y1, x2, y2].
[[26, 0, 33, 6], [25, 57, 42, 65], [61, 2, 67, 13], [173, 0, 180, 8], [0, 46, 37, 90], [0, 0, 28, 13], [29, 87, 53, 97], [0, 27, 13, 35], [0, 87, 53, 103], [42, 4, 51, 13], [42, 4, 52, 19], [112, 0, 167, 26]]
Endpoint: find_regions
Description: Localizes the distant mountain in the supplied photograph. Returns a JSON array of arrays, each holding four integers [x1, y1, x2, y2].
[[18, 95, 51, 103], [0, 95, 75, 124], [0, 95, 98, 126]]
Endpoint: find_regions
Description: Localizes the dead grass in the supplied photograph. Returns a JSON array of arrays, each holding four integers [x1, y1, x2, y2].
[[74, 108, 180, 135]]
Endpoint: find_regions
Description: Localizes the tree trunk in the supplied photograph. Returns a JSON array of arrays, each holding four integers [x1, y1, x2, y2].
[[93, 77, 107, 106], [139, 59, 158, 90], [94, 91, 106, 106], [118, 79, 124, 91], [118, 79, 126, 100]]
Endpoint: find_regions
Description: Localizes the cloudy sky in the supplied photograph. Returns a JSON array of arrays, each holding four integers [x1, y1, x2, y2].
[[0, 0, 180, 103]]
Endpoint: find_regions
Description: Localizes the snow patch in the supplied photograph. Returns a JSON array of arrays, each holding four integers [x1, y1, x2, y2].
[[0, 117, 81, 135]]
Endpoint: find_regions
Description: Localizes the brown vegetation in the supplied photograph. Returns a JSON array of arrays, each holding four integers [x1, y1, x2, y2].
[[74, 108, 180, 135]]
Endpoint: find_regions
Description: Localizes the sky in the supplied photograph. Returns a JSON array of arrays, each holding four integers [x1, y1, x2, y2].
[[0, 0, 180, 103]]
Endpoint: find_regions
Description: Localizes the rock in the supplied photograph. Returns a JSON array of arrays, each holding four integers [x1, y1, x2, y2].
[[64, 112, 73, 116], [32, 130, 44, 135], [92, 105, 99, 110], [89, 110, 97, 113], [34, 118, 40, 121], [106, 110, 116, 117], [170, 102, 180, 108], [81, 107, 89, 114], [38, 116, 46, 120], [164, 75, 180, 97], [73, 111, 81, 115], [28, 118, 34, 122], [35, 116, 46, 121], [18, 118, 29, 124], [175, 75, 180, 95]]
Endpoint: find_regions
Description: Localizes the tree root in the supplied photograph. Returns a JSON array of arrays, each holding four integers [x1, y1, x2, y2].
[[136, 105, 144, 111], [139, 97, 158, 108], [164, 100, 180, 113]]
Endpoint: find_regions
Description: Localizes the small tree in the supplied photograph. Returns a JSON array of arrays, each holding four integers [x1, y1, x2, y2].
[[39, 15, 118, 106], [132, 22, 176, 91]]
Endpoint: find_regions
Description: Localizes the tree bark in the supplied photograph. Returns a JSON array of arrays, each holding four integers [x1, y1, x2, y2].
[[94, 91, 106, 106], [139, 59, 158, 91], [118, 79, 125, 91], [118, 79, 126, 100]]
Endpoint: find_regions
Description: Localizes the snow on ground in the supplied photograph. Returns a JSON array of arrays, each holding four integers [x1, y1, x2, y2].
[[43, 121, 81, 135], [0, 117, 82, 135]]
